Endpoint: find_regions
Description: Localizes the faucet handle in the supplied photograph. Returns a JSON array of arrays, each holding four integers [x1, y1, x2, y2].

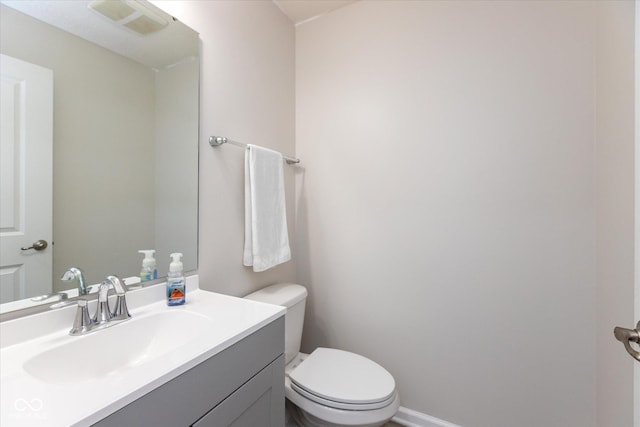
[[69, 299, 92, 336], [92, 282, 112, 325], [105, 275, 127, 296], [104, 275, 131, 321]]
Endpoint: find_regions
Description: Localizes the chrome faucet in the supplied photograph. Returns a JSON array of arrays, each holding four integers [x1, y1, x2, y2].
[[61, 267, 88, 296], [69, 275, 131, 336], [99, 275, 131, 321]]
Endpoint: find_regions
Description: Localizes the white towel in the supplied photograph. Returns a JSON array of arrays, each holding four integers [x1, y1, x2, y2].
[[243, 144, 291, 272]]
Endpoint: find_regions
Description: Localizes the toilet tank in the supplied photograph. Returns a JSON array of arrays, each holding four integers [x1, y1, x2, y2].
[[244, 283, 307, 365]]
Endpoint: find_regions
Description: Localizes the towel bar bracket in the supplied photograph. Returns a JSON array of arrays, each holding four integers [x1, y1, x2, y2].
[[209, 136, 227, 147]]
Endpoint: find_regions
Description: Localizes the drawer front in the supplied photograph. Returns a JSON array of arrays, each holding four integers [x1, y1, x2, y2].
[[192, 354, 284, 427]]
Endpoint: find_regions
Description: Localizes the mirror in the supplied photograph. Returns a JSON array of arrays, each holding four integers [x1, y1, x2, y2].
[[0, 0, 199, 315]]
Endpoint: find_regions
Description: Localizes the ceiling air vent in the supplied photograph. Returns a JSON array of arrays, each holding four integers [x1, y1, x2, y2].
[[88, 0, 169, 35]]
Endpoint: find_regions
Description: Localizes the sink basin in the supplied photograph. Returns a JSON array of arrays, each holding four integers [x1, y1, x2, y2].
[[23, 309, 213, 384]]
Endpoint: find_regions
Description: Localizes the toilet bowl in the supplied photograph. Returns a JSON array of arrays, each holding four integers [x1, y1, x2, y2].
[[285, 350, 400, 427], [245, 283, 400, 427]]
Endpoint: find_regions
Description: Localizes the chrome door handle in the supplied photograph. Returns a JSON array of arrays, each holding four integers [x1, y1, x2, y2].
[[20, 240, 48, 251], [614, 321, 640, 362]]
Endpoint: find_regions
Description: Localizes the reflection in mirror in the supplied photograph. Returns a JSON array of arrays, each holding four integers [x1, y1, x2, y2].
[[0, 0, 199, 316]]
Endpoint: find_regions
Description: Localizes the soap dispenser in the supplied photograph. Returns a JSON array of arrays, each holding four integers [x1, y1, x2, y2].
[[138, 250, 157, 282], [167, 253, 185, 306]]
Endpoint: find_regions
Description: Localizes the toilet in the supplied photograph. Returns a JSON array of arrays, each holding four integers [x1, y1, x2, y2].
[[244, 283, 400, 427]]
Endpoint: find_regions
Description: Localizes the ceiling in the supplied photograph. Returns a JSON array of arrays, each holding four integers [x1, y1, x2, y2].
[[273, 0, 356, 25], [0, 0, 198, 69], [2, 0, 355, 64]]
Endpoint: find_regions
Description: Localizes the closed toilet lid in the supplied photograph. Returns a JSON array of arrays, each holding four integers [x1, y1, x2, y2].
[[289, 348, 396, 407]]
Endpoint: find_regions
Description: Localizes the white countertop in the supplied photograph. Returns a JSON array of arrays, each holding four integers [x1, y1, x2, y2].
[[0, 276, 285, 427]]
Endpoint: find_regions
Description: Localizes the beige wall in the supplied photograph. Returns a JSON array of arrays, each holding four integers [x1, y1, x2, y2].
[[296, 1, 599, 426], [155, 1, 636, 426], [595, 1, 636, 426], [153, 1, 296, 297]]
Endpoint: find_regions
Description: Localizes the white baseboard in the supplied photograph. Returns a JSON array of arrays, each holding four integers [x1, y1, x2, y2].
[[391, 406, 461, 427]]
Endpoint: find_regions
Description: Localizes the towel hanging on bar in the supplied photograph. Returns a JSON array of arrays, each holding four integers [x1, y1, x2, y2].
[[209, 136, 300, 165], [243, 144, 291, 272]]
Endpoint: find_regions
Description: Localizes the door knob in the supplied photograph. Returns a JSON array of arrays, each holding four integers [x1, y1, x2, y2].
[[614, 321, 640, 362], [20, 240, 48, 251]]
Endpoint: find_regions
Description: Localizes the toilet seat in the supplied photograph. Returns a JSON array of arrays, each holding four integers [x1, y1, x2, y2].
[[291, 382, 397, 411], [289, 348, 396, 411]]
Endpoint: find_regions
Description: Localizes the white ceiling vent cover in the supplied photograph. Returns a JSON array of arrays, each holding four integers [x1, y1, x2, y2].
[[88, 0, 168, 35]]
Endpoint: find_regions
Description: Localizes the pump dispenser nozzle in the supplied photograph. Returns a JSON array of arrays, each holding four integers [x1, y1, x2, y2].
[[169, 252, 183, 273], [139, 249, 155, 262], [138, 249, 157, 281]]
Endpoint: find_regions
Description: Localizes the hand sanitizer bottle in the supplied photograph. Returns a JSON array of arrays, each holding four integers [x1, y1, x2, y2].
[[138, 250, 157, 282], [167, 253, 185, 306]]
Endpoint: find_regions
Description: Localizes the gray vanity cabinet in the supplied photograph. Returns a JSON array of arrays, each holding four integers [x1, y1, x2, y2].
[[93, 317, 285, 427]]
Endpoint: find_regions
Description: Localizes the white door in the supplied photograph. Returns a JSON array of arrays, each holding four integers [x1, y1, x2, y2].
[[625, 73, 640, 422], [607, 6, 640, 426], [623, 5, 640, 426], [593, 2, 637, 425], [0, 54, 53, 303], [634, 6, 639, 425]]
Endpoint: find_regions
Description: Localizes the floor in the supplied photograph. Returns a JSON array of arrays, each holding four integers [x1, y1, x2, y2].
[[286, 421, 402, 427], [284, 399, 403, 427]]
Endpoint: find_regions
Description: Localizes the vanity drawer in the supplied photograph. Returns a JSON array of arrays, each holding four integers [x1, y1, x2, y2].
[[192, 354, 284, 427], [92, 317, 284, 427]]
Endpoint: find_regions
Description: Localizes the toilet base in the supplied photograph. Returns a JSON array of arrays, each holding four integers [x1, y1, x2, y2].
[[285, 400, 300, 427]]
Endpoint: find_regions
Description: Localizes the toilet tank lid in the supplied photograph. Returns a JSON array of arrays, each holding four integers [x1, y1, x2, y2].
[[244, 283, 307, 308]]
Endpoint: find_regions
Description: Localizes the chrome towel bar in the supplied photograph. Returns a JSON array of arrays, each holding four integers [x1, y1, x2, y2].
[[209, 136, 300, 165]]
